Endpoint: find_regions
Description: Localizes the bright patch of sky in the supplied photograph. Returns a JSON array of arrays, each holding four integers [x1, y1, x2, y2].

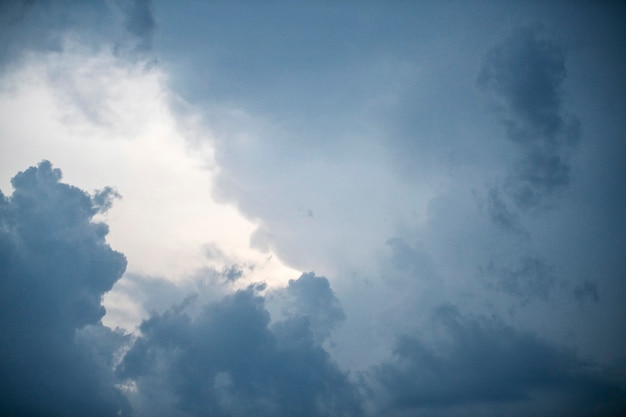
[[0, 43, 299, 330]]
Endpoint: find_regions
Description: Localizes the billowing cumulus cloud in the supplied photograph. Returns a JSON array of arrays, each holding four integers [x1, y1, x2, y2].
[[278, 272, 346, 343], [1, 157, 622, 417], [0, 0, 156, 66], [374, 305, 625, 417], [1, 2, 626, 417], [117, 274, 362, 417], [481, 256, 555, 303], [116, 0, 156, 52], [0, 162, 363, 417], [0, 161, 129, 416], [482, 186, 521, 232]]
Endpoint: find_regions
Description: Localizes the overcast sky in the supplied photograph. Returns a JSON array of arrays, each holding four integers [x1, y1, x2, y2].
[[1, 1, 625, 416]]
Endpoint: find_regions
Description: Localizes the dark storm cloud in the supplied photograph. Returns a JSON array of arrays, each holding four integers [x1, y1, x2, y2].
[[0, 161, 130, 416], [374, 305, 625, 417], [573, 280, 600, 306], [0, 163, 363, 417], [386, 237, 438, 283], [481, 256, 555, 303], [281, 272, 345, 343], [223, 264, 243, 281], [0, 0, 65, 65], [118, 274, 362, 417], [114, 0, 156, 52], [478, 27, 580, 209], [0, 0, 156, 67], [478, 28, 567, 140]]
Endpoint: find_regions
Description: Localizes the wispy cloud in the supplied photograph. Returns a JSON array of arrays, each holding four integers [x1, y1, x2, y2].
[[374, 305, 625, 416]]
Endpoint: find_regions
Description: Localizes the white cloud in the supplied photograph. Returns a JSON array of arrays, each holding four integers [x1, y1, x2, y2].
[[0, 43, 299, 331]]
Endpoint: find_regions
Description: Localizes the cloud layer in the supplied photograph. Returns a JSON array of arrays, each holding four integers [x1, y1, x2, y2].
[[117, 274, 362, 417], [1, 1, 626, 416], [1, 162, 624, 416], [375, 306, 625, 417], [0, 161, 129, 416], [478, 27, 580, 210]]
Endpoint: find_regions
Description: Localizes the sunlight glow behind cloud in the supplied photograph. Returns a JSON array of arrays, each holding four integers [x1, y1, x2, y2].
[[0, 43, 299, 330]]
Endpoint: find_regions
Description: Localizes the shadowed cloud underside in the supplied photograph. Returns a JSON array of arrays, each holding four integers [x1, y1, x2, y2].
[[1, 1, 625, 416]]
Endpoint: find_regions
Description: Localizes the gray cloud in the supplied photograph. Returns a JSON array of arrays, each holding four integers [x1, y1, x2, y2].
[[481, 256, 555, 303], [0, 161, 362, 417], [0, 161, 130, 416], [280, 272, 345, 343], [374, 305, 625, 417], [573, 280, 600, 306], [478, 28, 567, 140], [104, 263, 256, 332], [478, 27, 580, 210], [0, 0, 156, 69], [386, 237, 439, 285], [118, 275, 362, 417], [113, 0, 156, 52], [2, 3, 626, 416], [482, 186, 521, 232]]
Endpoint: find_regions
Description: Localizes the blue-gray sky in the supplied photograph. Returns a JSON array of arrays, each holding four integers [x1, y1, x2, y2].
[[1, 1, 625, 416]]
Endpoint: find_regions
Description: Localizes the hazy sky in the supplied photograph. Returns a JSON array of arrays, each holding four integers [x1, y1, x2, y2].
[[1, 1, 625, 416]]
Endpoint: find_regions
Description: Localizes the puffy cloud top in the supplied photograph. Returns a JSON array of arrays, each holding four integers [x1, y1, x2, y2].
[[0, 160, 129, 416], [118, 277, 362, 417]]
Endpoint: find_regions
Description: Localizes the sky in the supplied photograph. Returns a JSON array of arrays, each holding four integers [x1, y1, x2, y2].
[[0, 1, 625, 416]]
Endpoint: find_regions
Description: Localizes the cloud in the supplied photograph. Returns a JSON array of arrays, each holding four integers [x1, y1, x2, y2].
[[2, 4, 625, 417], [478, 27, 580, 210], [386, 237, 439, 285], [374, 305, 626, 417], [114, 0, 156, 52], [481, 256, 555, 303], [102, 264, 255, 331], [482, 186, 521, 232], [0, 0, 156, 69], [0, 163, 362, 417], [117, 274, 362, 417], [478, 28, 567, 140], [1, 155, 623, 417], [0, 161, 130, 416], [279, 272, 346, 343]]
